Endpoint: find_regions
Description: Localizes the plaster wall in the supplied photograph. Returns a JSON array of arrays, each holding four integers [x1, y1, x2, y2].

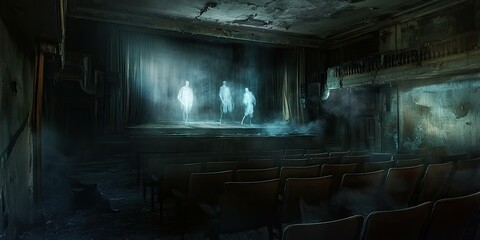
[[0, 16, 35, 238], [398, 79, 480, 154]]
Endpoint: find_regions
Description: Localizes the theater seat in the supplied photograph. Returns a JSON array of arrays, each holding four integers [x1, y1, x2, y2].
[[362, 202, 432, 240], [204, 179, 280, 240], [424, 191, 480, 240], [282, 215, 364, 240]]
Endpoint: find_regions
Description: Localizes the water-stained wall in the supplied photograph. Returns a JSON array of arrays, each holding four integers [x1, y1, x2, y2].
[[324, 0, 480, 153], [398, 79, 480, 153], [0, 17, 35, 238]]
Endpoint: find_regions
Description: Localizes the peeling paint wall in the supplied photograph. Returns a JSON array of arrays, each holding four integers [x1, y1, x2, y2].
[[0, 16, 35, 238], [326, 78, 480, 154], [398, 79, 480, 154], [324, 0, 480, 153]]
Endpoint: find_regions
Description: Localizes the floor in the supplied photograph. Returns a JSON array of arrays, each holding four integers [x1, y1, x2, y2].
[[18, 153, 271, 240]]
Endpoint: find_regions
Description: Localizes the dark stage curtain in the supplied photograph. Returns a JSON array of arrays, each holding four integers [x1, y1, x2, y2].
[[103, 25, 307, 131], [282, 47, 306, 125]]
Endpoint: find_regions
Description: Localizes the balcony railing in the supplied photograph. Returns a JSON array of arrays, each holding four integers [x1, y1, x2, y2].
[[330, 32, 479, 78]]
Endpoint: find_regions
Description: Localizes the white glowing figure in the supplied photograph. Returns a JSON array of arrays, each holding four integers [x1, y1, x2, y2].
[[177, 80, 193, 124], [219, 81, 234, 123], [241, 87, 256, 125]]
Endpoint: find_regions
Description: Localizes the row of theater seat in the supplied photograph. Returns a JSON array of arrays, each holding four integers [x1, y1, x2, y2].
[[139, 149, 480, 204], [141, 154, 480, 239], [138, 149, 480, 181], [283, 190, 480, 240], [146, 155, 480, 204]]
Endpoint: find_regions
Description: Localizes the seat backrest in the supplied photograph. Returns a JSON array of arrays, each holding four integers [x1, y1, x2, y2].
[[305, 148, 327, 154], [205, 161, 240, 172], [320, 163, 358, 177], [362, 160, 395, 173], [339, 170, 385, 191], [310, 156, 340, 166], [395, 158, 424, 168], [416, 161, 454, 203], [446, 158, 480, 197], [335, 170, 385, 216], [341, 155, 369, 164], [381, 165, 424, 208], [393, 153, 421, 161], [256, 150, 283, 157], [164, 162, 203, 194], [283, 154, 306, 159], [424, 191, 480, 240], [221, 156, 248, 162], [285, 149, 305, 155], [362, 202, 433, 240], [305, 152, 329, 159], [188, 170, 234, 205], [320, 163, 359, 195], [330, 151, 351, 158], [280, 165, 321, 192], [219, 179, 280, 233], [350, 150, 370, 156], [243, 159, 275, 169], [235, 167, 279, 182], [282, 215, 364, 240], [281, 158, 309, 167], [281, 176, 333, 223], [369, 153, 392, 162]]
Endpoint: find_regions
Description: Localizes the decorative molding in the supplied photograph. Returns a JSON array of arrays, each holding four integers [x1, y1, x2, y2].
[[327, 48, 480, 89]]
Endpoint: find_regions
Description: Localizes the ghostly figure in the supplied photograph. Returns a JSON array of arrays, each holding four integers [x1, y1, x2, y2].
[[219, 81, 234, 124], [177, 80, 193, 124], [241, 87, 256, 125]]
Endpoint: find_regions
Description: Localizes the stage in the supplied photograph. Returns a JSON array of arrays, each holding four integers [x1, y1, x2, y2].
[[124, 120, 327, 155], [126, 121, 299, 136]]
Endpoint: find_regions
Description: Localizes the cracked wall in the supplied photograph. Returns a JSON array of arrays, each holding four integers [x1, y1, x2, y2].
[[399, 79, 480, 153]]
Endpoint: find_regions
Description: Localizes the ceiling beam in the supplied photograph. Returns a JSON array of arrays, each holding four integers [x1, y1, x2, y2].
[[68, 7, 324, 48]]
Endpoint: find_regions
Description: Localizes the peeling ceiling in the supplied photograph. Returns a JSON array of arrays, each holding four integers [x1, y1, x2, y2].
[[69, 0, 447, 42]]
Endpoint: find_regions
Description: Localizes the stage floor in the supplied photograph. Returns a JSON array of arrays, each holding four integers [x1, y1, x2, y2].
[[126, 121, 296, 136]]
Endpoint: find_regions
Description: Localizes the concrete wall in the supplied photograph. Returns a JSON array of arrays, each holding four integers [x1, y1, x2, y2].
[[0, 16, 35, 238], [398, 78, 480, 154]]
